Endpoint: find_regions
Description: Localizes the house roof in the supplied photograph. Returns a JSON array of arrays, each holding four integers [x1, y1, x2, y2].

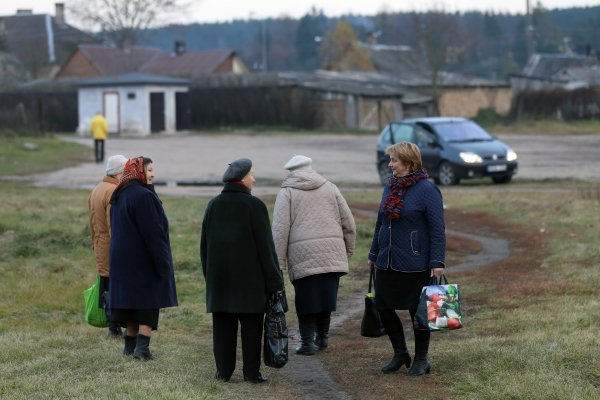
[[362, 43, 508, 88], [77, 45, 163, 76], [279, 70, 433, 104], [139, 50, 236, 77], [521, 53, 598, 81], [0, 14, 97, 65], [78, 73, 191, 87]]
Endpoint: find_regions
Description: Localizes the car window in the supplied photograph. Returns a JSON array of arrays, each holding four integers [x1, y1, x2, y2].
[[415, 126, 435, 148], [377, 123, 414, 149], [390, 123, 414, 144], [434, 120, 493, 142]]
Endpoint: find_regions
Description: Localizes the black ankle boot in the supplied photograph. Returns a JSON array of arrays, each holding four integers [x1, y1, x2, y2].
[[315, 312, 331, 350], [382, 352, 412, 373], [407, 357, 431, 376], [407, 330, 431, 376], [378, 309, 411, 373], [108, 323, 123, 338], [123, 335, 136, 356], [133, 334, 155, 360], [295, 314, 317, 356]]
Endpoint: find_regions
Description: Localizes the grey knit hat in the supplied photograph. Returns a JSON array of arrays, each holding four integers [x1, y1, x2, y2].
[[222, 158, 252, 183], [105, 155, 128, 176]]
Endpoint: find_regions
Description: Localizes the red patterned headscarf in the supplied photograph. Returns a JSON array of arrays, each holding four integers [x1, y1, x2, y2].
[[116, 157, 147, 190]]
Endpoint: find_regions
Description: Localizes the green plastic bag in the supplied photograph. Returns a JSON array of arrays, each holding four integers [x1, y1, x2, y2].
[[83, 275, 108, 328]]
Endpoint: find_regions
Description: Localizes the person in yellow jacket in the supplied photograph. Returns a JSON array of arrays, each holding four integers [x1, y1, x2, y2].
[[91, 112, 109, 163], [88, 154, 128, 337]]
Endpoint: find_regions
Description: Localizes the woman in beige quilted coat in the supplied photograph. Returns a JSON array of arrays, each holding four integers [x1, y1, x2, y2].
[[272, 155, 356, 355]]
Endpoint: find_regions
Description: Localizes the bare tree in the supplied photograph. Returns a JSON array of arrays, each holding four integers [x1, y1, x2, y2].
[[68, 0, 189, 48], [409, 6, 462, 110]]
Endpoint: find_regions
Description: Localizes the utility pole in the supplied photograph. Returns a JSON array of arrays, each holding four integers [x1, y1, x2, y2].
[[261, 20, 268, 71], [525, 0, 534, 59]]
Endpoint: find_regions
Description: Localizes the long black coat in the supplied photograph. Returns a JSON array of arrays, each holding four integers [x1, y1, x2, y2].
[[109, 182, 178, 309], [201, 183, 283, 314]]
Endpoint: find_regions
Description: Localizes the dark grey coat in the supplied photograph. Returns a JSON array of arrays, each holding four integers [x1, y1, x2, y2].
[[201, 183, 283, 313]]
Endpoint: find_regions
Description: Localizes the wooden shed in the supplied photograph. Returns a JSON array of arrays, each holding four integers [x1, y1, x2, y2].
[[77, 73, 191, 137]]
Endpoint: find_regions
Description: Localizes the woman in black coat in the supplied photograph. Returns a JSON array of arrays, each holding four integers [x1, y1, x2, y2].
[[109, 157, 178, 360], [201, 158, 284, 383]]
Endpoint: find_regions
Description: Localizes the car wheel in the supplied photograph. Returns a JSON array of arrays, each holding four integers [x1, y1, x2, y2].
[[492, 175, 512, 184], [437, 161, 459, 186], [378, 162, 391, 185]]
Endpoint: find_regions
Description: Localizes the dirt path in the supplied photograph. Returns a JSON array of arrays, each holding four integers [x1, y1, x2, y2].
[[279, 210, 509, 399]]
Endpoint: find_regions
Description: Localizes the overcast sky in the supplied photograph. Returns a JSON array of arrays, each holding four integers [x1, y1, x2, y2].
[[2, 0, 598, 24]]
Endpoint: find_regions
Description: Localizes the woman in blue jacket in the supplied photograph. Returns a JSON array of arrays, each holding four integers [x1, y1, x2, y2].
[[367, 142, 445, 376], [109, 157, 178, 360]]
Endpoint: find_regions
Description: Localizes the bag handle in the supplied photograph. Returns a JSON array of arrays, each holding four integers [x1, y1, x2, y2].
[[368, 268, 375, 293], [429, 274, 449, 286]]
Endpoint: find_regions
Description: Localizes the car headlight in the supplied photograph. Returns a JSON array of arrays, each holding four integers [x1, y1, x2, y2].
[[506, 149, 517, 162], [459, 152, 483, 163]]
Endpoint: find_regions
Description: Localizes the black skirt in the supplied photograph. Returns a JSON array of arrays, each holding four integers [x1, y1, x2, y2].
[[292, 272, 343, 316], [374, 268, 430, 311], [111, 309, 160, 330]]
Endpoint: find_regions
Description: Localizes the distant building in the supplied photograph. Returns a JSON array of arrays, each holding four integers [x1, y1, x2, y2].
[[510, 53, 600, 92], [57, 43, 248, 79], [77, 73, 191, 137], [363, 42, 513, 118], [0, 3, 99, 78]]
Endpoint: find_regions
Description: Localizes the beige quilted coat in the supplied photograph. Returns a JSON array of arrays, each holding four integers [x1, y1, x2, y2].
[[272, 168, 356, 282]]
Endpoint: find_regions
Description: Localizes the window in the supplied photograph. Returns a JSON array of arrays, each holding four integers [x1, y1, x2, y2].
[[127, 93, 136, 100]]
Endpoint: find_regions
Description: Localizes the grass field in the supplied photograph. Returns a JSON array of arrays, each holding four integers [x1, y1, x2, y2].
[[0, 136, 91, 176], [1, 136, 599, 399]]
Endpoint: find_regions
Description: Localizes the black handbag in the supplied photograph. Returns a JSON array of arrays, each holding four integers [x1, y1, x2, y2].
[[360, 269, 386, 337], [263, 291, 289, 368]]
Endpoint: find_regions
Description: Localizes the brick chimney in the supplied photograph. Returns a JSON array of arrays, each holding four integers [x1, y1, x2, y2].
[[55, 3, 65, 24]]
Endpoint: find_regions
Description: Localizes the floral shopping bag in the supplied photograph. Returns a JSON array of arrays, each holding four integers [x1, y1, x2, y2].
[[415, 275, 463, 331]]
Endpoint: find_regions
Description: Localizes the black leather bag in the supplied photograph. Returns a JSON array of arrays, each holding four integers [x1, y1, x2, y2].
[[360, 269, 386, 338], [263, 291, 289, 368]]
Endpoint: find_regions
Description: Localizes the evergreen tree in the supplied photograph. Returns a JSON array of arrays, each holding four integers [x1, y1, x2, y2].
[[294, 8, 328, 70]]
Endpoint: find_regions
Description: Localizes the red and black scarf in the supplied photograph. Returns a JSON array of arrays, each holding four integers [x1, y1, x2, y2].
[[381, 168, 429, 220]]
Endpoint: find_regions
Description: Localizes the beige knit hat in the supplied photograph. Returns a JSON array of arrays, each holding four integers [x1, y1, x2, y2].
[[105, 155, 128, 176]]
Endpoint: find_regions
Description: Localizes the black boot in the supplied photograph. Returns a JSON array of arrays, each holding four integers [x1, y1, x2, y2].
[[407, 330, 431, 376], [315, 312, 331, 350], [379, 309, 411, 373], [108, 323, 123, 338], [123, 335, 136, 356], [133, 334, 155, 361], [295, 314, 317, 355]]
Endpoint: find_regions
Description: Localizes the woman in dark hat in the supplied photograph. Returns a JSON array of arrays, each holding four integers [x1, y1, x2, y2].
[[201, 158, 284, 383], [109, 156, 178, 360]]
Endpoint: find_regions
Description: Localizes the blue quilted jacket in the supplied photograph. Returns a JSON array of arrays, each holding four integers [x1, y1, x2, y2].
[[368, 179, 446, 272]]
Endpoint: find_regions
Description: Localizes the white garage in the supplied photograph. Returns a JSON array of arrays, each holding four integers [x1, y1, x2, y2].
[[77, 73, 191, 137]]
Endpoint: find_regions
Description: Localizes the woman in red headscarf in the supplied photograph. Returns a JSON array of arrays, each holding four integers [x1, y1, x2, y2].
[[109, 157, 178, 360]]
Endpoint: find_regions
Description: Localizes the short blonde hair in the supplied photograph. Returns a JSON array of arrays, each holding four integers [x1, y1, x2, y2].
[[385, 142, 422, 173]]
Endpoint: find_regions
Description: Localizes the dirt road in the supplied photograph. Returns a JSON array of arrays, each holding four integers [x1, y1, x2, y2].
[[26, 132, 599, 196]]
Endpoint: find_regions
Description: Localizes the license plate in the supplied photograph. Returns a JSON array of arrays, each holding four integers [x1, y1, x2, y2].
[[487, 164, 507, 172]]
